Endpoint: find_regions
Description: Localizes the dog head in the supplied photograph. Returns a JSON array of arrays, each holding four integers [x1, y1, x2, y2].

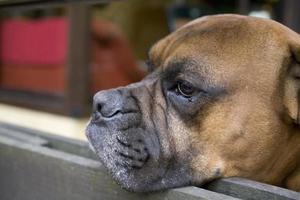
[[86, 14, 300, 192]]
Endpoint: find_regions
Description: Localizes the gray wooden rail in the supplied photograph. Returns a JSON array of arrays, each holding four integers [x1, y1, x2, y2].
[[0, 122, 299, 200]]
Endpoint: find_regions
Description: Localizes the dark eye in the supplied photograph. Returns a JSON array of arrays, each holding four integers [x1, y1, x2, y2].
[[176, 81, 196, 97]]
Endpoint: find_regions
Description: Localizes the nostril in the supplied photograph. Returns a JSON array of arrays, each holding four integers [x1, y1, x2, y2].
[[94, 101, 122, 118], [93, 89, 133, 118], [97, 103, 102, 114]]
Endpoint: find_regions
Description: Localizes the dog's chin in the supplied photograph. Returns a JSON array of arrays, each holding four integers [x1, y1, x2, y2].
[[86, 124, 168, 192], [86, 122, 194, 192]]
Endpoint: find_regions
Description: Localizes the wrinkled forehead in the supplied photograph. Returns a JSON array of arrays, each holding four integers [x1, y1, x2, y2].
[[149, 15, 286, 67], [157, 55, 234, 90], [149, 16, 287, 90], [151, 28, 264, 67], [159, 58, 211, 81], [150, 36, 250, 89]]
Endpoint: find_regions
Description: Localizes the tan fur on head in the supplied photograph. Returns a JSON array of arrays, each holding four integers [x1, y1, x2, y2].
[[87, 14, 300, 192], [150, 14, 300, 191]]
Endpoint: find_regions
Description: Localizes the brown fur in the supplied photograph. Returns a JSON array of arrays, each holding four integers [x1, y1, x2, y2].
[[149, 14, 300, 191], [87, 14, 300, 192]]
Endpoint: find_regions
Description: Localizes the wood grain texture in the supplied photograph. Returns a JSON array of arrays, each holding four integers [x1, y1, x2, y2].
[[0, 125, 237, 200], [0, 123, 298, 200], [205, 177, 300, 200]]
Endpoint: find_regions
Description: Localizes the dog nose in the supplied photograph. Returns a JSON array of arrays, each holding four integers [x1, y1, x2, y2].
[[93, 89, 123, 118]]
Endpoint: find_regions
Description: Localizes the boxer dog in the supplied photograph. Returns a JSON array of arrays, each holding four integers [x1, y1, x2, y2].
[[86, 14, 300, 192]]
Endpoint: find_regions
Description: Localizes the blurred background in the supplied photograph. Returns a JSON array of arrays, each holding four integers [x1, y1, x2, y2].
[[0, 0, 299, 140]]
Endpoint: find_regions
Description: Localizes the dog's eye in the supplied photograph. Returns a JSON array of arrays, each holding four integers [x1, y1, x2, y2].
[[176, 81, 196, 97]]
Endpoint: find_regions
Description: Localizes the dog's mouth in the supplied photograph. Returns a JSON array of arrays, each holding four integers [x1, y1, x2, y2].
[[114, 134, 150, 170], [86, 123, 152, 167], [85, 116, 167, 191]]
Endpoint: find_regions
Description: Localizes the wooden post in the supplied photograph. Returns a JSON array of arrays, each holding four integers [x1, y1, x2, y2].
[[282, 0, 300, 33], [236, 0, 250, 15], [0, 0, 109, 116], [65, 2, 90, 117]]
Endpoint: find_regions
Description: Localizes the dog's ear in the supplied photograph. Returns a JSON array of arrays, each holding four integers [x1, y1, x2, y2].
[[283, 38, 300, 125]]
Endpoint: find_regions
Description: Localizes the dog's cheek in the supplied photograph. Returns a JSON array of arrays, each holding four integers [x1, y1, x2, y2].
[[165, 110, 202, 174], [167, 109, 194, 155], [184, 96, 248, 183], [190, 152, 225, 184], [192, 95, 287, 181]]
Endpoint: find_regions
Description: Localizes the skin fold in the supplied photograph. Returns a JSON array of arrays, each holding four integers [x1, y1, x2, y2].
[[86, 14, 300, 192]]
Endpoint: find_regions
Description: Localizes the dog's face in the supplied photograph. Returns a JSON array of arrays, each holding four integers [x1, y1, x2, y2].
[[86, 14, 300, 192]]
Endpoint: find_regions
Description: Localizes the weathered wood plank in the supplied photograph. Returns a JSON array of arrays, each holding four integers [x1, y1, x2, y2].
[[0, 135, 150, 200], [0, 129, 238, 200], [205, 177, 300, 200], [1, 123, 299, 199], [0, 125, 48, 146], [166, 187, 240, 200], [0, 122, 97, 160]]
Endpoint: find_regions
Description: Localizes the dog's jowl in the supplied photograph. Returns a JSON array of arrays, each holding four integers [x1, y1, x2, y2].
[[86, 14, 300, 192]]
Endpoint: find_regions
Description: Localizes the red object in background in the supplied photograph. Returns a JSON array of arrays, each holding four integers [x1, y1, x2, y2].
[[1, 18, 67, 65], [90, 20, 145, 92], [0, 17, 145, 95], [0, 17, 67, 94]]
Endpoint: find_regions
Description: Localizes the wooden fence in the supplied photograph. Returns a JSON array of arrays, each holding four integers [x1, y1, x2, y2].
[[0, 122, 298, 200]]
